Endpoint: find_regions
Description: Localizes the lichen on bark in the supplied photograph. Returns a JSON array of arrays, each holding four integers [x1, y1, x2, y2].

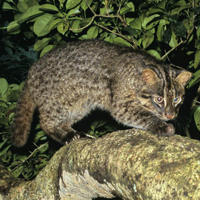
[[1, 128, 200, 200]]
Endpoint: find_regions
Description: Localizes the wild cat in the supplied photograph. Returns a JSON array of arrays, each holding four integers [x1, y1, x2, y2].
[[11, 40, 192, 147]]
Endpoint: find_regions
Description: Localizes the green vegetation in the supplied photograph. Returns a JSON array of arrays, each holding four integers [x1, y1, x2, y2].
[[1, 0, 200, 180]]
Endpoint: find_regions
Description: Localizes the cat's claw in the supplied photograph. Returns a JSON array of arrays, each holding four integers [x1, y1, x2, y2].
[[65, 131, 86, 145]]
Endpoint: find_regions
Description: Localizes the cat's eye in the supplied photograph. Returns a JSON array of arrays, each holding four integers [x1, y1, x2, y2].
[[173, 97, 181, 104], [154, 96, 164, 104]]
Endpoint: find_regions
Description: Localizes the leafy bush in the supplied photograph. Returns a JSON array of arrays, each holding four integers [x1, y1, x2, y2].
[[0, 78, 53, 180], [0, 23, 38, 83], [2, 0, 200, 62], [1, 0, 200, 180]]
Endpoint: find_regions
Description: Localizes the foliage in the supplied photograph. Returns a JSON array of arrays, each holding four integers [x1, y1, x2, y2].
[[0, 78, 54, 180], [2, 0, 199, 62], [1, 0, 200, 180], [0, 36, 38, 83]]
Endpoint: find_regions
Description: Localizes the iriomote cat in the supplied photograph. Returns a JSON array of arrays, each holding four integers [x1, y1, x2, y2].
[[11, 40, 192, 147]]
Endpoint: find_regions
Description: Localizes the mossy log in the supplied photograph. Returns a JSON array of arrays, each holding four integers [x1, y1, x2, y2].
[[1, 128, 200, 200]]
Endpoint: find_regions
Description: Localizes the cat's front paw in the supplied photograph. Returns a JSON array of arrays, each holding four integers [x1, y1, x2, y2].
[[155, 123, 175, 136]]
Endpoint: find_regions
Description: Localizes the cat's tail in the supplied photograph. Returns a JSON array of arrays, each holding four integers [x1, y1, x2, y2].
[[11, 84, 36, 147]]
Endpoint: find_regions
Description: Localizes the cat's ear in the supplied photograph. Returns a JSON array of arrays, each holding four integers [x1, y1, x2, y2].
[[175, 71, 192, 86], [142, 69, 159, 84]]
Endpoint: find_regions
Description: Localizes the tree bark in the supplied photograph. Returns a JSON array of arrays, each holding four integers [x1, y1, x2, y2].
[[1, 128, 200, 200]]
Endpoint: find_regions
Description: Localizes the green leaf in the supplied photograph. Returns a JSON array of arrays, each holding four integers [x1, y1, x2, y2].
[[172, 22, 186, 38], [7, 21, 21, 33], [39, 4, 59, 12], [2, 2, 17, 11], [34, 38, 51, 51], [104, 36, 114, 44], [52, 33, 63, 42], [0, 118, 8, 126], [0, 78, 9, 96], [33, 13, 54, 37], [17, 2, 28, 12], [27, 0, 39, 7], [68, 5, 81, 16], [90, 120, 107, 131], [49, 18, 63, 31], [16, 5, 43, 24], [91, 2, 99, 13], [12, 166, 24, 178], [1, 150, 12, 163], [80, 18, 92, 27], [147, 50, 161, 59], [123, 27, 139, 37], [120, 2, 135, 14], [130, 18, 142, 31], [34, 131, 46, 143], [36, 159, 48, 168], [100, 7, 113, 15], [0, 145, 11, 157], [113, 37, 131, 47], [9, 84, 20, 91], [66, 0, 81, 10], [13, 154, 27, 162], [142, 34, 154, 49], [163, 28, 172, 44], [0, 139, 8, 149], [70, 20, 81, 33], [127, 2, 135, 12], [80, 0, 93, 11], [194, 50, 200, 69], [40, 45, 55, 57], [120, 6, 131, 15], [157, 19, 169, 41], [147, 8, 164, 16], [197, 26, 200, 38], [170, 4, 190, 15], [38, 143, 49, 154], [57, 23, 69, 35], [142, 14, 160, 30], [186, 69, 200, 88], [7, 89, 19, 102], [87, 26, 99, 39], [19, 82, 25, 92], [169, 31, 178, 48], [194, 107, 200, 131]]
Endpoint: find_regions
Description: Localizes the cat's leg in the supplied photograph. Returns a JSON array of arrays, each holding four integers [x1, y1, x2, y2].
[[40, 118, 86, 145], [39, 107, 89, 145], [110, 102, 175, 136], [143, 116, 175, 136]]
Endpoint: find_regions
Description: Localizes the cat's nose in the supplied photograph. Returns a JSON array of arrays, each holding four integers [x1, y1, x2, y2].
[[166, 114, 175, 119]]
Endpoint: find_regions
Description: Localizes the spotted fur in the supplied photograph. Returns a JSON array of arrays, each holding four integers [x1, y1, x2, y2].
[[11, 40, 192, 147]]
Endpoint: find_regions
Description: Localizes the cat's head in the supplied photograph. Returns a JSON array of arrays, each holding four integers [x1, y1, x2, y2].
[[140, 65, 192, 121]]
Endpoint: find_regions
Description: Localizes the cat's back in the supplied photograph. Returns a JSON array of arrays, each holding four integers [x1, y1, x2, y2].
[[26, 40, 127, 105], [28, 40, 120, 77]]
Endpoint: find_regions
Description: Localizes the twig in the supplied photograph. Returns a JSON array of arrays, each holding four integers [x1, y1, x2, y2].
[[11, 142, 49, 172], [160, 39, 184, 60], [160, 25, 194, 60]]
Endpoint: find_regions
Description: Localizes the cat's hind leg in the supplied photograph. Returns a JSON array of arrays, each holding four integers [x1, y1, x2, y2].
[[39, 112, 87, 145]]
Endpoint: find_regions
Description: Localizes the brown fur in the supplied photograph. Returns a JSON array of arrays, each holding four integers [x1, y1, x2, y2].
[[11, 40, 192, 147]]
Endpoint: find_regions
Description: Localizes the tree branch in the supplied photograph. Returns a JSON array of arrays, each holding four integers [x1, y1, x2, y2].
[[1, 128, 200, 199]]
